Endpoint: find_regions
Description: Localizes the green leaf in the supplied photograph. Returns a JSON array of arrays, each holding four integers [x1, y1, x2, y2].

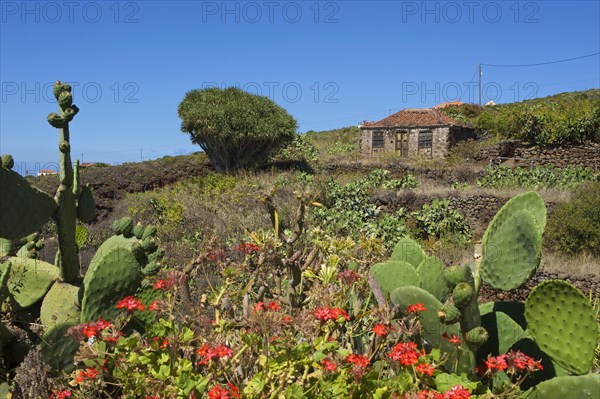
[[435, 373, 479, 393]]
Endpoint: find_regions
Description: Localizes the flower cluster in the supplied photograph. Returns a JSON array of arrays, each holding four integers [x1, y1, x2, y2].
[[74, 367, 100, 385], [407, 303, 427, 314], [116, 296, 145, 312], [388, 341, 422, 366], [196, 343, 234, 365], [314, 306, 350, 322], [154, 279, 172, 290], [234, 242, 260, 255], [346, 353, 370, 380], [372, 323, 389, 337], [415, 385, 471, 399], [485, 350, 543, 374], [254, 301, 281, 312], [49, 390, 72, 399], [415, 362, 436, 376], [82, 318, 111, 339], [322, 358, 337, 372], [207, 383, 241, 399]]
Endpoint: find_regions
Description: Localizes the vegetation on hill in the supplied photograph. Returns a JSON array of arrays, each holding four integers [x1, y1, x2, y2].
[[439, 89, 600, 146]]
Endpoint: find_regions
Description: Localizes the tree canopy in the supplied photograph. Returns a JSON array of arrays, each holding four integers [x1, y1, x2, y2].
[[178, 87, 298, 172]]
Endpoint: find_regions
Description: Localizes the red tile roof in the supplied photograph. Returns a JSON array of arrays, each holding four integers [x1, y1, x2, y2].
[[362, 108, 468, 128]]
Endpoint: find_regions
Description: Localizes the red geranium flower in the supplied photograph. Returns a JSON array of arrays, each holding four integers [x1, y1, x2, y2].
[[372, 323, 388, 337], [388, 341, 421, 366], [416, 362, 436, 376], [407, 303, 427, 314], [116, 296, 145, 311]]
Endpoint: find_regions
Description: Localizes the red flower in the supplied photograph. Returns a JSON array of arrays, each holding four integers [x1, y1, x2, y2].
[[50, 389, 72, 399], [148, 301, 159, 311], [234, 243, 260, 255], [407, 303, 427, 314], [418, 390, 443, 399], [196, 343, 233, 365], [154, 279, 171, 290], [388, 341, 421, 366], [82, 324, 98, 339], [442, 333, 461, 345], [443, 385, 471, 399], [116, 296, 145, 311], [485, 354, 508, 372], [372, 323, 388, 337], [254, 301, 281, 312], [346, 353, 370, 368], [95, 318, 111, 330], [75, 367, 100, 384], [416, 362, 436, 376], [314, 306, 350, 322], [322, 358, 337, 372], [207, 384, 240, 399]]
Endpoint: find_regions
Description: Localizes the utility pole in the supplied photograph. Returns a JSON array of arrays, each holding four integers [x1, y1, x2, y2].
[[478, 64, 482, 106]]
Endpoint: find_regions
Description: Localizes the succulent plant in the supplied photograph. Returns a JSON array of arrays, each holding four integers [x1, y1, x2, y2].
[[371, 191, 599, 383]]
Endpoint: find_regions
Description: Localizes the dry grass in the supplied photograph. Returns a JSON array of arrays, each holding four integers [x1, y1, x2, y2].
[[540, 251, 600, 277]]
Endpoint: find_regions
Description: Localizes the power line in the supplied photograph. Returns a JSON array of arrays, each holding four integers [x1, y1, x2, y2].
[[458, 66, 479, 102], [482, 52, 600, 68]]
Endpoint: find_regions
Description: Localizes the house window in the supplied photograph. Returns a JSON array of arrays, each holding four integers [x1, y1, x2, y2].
[[418, 130, 433, 149], [372, 131, 384, 148]]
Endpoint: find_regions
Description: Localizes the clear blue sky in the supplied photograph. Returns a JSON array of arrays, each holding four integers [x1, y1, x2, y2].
[[1, 0, 599, 172]]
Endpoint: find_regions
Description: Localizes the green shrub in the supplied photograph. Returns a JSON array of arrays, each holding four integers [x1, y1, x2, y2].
[[477, 165, 599, 189], [545, 182, 600, 256], [410, 199, 471, 244], [271, 134, 319, 163]]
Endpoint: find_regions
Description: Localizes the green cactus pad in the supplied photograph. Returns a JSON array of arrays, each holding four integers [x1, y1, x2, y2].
[[81, 239, 141, 323], [438, 304, 462, 325], [523, 374, 600, 399], [133, 223, 145, 239], [75, 225, 89, 250], [40, 282, 81, 329], [465, 326, 489, 350], [112, 217, 134, 237], [147, 248, 165, 263], [142, 261, 161, 276], [482, 191, 546, 247], [0, 168, 57, 239], [0, 257, 59, 310], [417, 256, 449, 302], [453, 282, 474, 309], [76, 185, 96, 223], [41, 322, 79, 375], [389, 237, 424, 268], [369, 260, 421, 298], [390, 285, 474, 374], [444, 265, 470, 289], [525, 280, 597, 375], [1, 155, 14, 169], [480, 210, 541, 291], [479, 302, 528, 357], [141, 237, 158, 253], [142, 224, 157, 239]]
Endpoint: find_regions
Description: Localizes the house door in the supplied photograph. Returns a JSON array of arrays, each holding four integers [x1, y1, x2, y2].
[[395, 131, 409, 157]]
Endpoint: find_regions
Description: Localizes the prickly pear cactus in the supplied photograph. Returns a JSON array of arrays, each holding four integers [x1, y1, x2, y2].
[[522, 374, 600, 399], [81, 239, 142, 323], [416, 256, 449, 302], [113, 217, 134, 237], [0, 165, 57, 239], [480, 209, 542, 291], [370, 260, 421, 298], [40, 282, 80, 329], [482, 191, 547, 247], [525, 280, 598, 375], [0, 238, 11, 257], [0, 258, 59, 310], [389, 237, 424, 268], [390, 285, 474, 374], [479, 301, 528, 356], [40, 322, 79, 375], [76, 185, 96, 223]]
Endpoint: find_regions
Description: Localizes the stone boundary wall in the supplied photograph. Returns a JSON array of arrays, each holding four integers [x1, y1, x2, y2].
[[373, 191, 557, 238], [475, 141, 600, 169]]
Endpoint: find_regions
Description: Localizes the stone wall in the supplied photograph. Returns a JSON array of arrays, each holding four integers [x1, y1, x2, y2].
[[476, 140, 600, 169], [372, 191, 556, 238]]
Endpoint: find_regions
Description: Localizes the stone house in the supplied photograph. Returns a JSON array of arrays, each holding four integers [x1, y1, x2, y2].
[[360, 108, 475, 158]]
